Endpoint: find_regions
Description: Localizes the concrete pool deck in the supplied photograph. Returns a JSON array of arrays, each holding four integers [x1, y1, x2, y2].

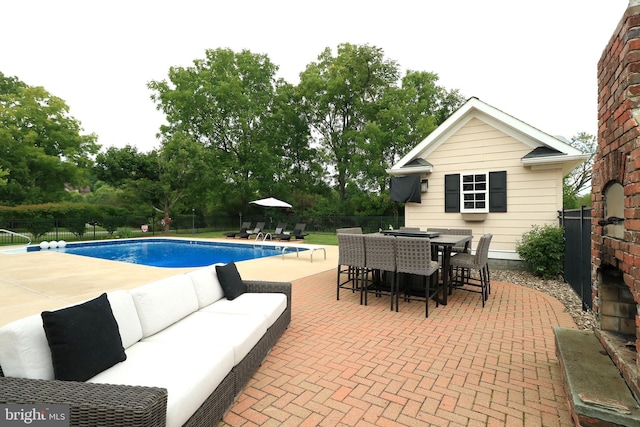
[[0, 237, 337, 327]]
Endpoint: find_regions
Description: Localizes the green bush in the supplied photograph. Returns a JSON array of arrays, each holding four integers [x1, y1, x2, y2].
[[516, 225, 564, 279], [115, 227, 133, 238], [25, 218, 54, 240]]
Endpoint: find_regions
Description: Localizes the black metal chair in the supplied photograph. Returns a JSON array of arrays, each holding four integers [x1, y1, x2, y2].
[[395, 236, 440, 317], [449, 233, 493, 306], [363, 233, 396, 309], [336, 233, 367, 303]]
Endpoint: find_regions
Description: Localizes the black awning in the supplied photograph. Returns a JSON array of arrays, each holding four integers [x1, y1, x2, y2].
[[390, 174, 421, 203]]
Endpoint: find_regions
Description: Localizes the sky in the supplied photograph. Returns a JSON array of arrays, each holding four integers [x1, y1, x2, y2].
[[1, 0, 630, 153]]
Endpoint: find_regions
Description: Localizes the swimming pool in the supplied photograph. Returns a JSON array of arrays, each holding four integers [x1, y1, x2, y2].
[[24, 239, 289, 268]]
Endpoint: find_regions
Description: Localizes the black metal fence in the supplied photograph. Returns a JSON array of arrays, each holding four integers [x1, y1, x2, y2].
[[0, 214, 405, 245], [558, 207, 592, 310]]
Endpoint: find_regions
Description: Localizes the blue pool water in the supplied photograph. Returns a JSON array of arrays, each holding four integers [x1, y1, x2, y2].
[[28, 239, 287, 268]]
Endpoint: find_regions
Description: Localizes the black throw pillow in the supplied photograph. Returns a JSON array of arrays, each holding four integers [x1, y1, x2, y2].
[[216, 262, 246, 300], [41, 293, 127, 381]]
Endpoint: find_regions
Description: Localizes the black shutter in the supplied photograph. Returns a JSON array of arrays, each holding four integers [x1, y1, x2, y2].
[[489, 171, 507, 212], [444, 174, 460, 212]]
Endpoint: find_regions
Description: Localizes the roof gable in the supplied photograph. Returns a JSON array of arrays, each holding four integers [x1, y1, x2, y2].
[[388, 97, 588, 175]]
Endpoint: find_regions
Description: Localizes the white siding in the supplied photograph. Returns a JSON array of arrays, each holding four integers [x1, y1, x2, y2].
[[405, 118, 563, 256]]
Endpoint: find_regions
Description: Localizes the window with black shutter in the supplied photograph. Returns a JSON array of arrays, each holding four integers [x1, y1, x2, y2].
[[444, 171, 507, 213]]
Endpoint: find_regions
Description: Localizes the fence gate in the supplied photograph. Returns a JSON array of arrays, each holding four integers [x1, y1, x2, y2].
[[558, 207, 592, 310]]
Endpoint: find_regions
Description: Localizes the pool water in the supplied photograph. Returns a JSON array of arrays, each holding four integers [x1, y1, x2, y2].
[[28, 239, 288, 268]]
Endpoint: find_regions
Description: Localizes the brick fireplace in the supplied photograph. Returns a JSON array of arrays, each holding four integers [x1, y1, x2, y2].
[[593, 0, 640, 403]]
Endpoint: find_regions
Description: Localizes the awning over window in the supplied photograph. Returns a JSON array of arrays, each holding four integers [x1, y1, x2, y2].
[[390, 174, 421, 203]]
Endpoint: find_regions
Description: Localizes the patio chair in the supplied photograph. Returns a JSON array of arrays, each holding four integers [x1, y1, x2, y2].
[[278, 223, 308, 240], [336, 227, 363, 234], [449, 234, 493, 306], [238, 222, 265, 239], [337, 233, 367, 303], [224, 221, 252, 238], [395, 236, 440, 317], [363, 233, 396, 309], [427, 227, 473, 253], [336, 228, 364, 289]]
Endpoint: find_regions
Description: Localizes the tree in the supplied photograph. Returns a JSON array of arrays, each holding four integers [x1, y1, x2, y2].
[[298, 43, 400, 200], [94, 145, 157, 188], [297, 44, 464, 201], [564, 132, 596, 208], [122, 132, 207, 233], [148, 48, 280, 213], [262, 81, 329, 199], [0, 72, 98, 205], [352, 70, 464, 194]]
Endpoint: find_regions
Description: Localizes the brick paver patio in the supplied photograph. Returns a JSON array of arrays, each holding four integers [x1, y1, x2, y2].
[[221, 269, 577, 426]]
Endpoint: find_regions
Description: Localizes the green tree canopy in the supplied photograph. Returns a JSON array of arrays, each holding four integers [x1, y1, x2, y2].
[[94, 144, 157, 188], [149, 48, 284, 214], [298, 43, 400, 200], [298, 44, 463, 200], [0, 72, 98, 205]]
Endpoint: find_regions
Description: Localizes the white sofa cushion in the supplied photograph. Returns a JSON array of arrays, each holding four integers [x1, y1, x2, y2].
[[143, 311, 267, 365], [186, 264, 224, 308], [107, 290, 142, 349], [0, 291, 142, 380], [0, 314, 53, 380], [201, 293, 287, 327], [130, 275, 199, 337], [88, 341, 234, 427]]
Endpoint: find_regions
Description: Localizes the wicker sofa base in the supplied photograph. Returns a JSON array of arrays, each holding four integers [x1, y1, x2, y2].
[[0, 280, 292, 427]]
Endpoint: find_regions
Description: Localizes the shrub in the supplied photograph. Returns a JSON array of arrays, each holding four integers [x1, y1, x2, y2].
[[516, 225, 564, 279], [115, 227, 133, 238], [25, 218, 54, 241]]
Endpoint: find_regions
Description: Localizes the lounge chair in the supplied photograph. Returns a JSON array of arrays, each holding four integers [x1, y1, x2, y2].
[[224, 221, 252, 238], [238, 222, 265, 239], [278, 223, 308, 241], [270, 223, 288, 240]]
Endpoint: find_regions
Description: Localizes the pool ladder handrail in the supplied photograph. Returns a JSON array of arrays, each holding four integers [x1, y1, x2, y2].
[[255, 232, 272, 242], [0, 229, 32, 246]]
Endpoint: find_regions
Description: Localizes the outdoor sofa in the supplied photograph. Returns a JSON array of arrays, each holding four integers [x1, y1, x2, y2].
[[0, 263, 291, 427]]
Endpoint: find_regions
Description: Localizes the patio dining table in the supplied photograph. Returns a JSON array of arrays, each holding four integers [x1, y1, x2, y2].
[[381, 230, 472, 305]]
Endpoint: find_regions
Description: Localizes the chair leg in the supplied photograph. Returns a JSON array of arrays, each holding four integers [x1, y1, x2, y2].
[[395, 273, 402, 312], [425, 276, 429, 318], [483, 266, 490, 302], [390, 272, 396, 311], [337, 267, 340, 301], [360, 267, 366, 305]]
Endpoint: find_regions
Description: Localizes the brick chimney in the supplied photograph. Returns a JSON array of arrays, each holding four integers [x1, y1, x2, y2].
[[593, 0, 640, 401]]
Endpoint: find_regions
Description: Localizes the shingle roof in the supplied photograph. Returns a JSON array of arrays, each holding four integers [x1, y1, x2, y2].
[[522, 146, 564, 159]]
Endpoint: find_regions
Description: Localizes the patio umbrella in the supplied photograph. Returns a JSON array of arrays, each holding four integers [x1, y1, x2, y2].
[[250, 197, 292, 209]]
